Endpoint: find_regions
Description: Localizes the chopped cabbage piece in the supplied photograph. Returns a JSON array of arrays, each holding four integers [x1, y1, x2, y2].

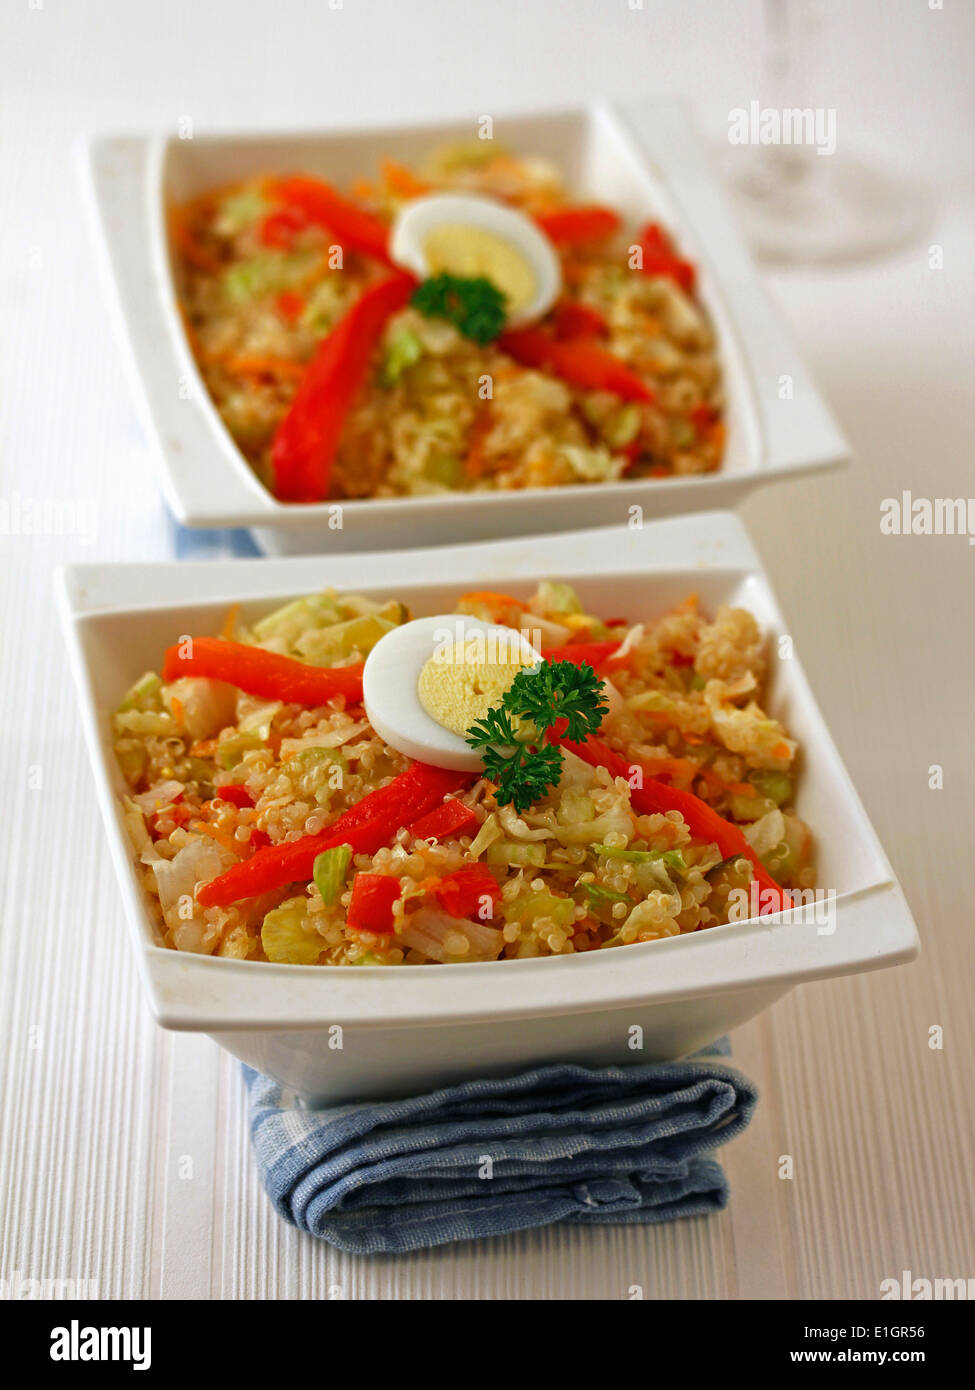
[[261, 897, 324, 965]]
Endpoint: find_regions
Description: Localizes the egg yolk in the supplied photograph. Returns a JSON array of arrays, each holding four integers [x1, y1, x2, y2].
[[422, 224, 537, 314], [417, 638, 534, 738]]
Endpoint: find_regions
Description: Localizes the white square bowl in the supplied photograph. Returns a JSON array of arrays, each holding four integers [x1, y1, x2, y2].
[[79, 103, 850, 555], [58, 513, 917, 1104]]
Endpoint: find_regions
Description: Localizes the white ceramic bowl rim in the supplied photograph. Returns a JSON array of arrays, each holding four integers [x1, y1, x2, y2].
[[57, 512, 918, 1032], [77, 102, 850, 547]]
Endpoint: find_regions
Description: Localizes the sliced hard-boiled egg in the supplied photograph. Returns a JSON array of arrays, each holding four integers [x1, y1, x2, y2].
[[389, 192, 562, 326], [362, 614, 540, 771]]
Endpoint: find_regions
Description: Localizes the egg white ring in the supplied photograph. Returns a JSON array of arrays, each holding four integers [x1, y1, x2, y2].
[[362, 614, 541, 772], [389, 192, 563, 327]]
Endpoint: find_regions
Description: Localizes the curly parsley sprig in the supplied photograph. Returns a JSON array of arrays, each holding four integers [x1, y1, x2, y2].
[[411, 273, 507, 346], [505, 660, 607, 743], [465, 659, 608, 813]]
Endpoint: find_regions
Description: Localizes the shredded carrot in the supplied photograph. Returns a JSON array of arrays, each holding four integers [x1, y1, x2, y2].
[[641, 755, 753, 798], [170, 696, 185, 725], [772, 741, 792, 760], [464, 408, 494, 479], [220, 604, 240, 642], [456, 586, 525, 608], [200, 800, 260, 827], [562, 262, 596, 284], [294, 252, 334, 293], [190, 820, 244, 858], [642, 709, 685, 728], [641, 755, 695, 780], [220, 354, 308, 381], [169, 207, 220, 274], [381, 159, 432, 199], [697, 769, 752, 797], [413, 874, 444, 894]]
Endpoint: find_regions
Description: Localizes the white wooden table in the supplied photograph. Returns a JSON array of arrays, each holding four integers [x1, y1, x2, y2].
[[2, 0, 972, 1300]]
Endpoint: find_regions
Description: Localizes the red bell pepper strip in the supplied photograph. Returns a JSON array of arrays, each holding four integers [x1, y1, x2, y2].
[[552, 300, 609, 340], [621, 439, 643, 473], [552, 733, 789, 915], [541, 641, 622, 669], [347, 873, 402, 934], [535, 205, 621, 245], [500, 327, 653, 403], [197, 761, 469, 908], [636, 222, 697, 295], [162, 636, 364, 706], [690, 403, 716, 433], [272, 175, 395, 265], [260, 206, 309, 250], [275, 289, 305, 322], [215, 784, 255, 808], [433, 864, 501, 920], [409, 799, 480, 843], [271, 272, 415, 502]]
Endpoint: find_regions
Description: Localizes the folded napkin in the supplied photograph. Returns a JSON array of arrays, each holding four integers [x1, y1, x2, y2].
[[243, 1045, 756, 1255]]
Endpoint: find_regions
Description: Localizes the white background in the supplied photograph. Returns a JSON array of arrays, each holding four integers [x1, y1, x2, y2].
[[1, 0, 973, 1299]]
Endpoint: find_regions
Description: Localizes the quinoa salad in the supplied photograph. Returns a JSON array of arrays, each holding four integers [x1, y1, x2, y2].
[[172, 145, 724, 503], [114, 583, 814, 967]]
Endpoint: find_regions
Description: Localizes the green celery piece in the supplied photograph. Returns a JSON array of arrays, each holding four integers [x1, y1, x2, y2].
[[261, 897, 323, 965], [503, 888, 575, 930], [582, 883, 632, 907], [485, 840, 546, 869], [216, 731, 266, 771], [117, 672, 162, 714], [379, 328, 424, 387], [729, 792, 774, 823], [222, 250, 319, 303], [312, 845, 352, 906], [592, 843, 686, 872], [215, 188, 269, 234], [748, 771, 793, 806], [251, 592, 344, 645], [535, 580, 582, 615], [604, 403, 641, 449]]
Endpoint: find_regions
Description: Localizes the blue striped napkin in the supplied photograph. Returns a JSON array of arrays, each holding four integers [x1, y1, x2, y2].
[[243, 1045, 756, 1255], [169, 519, 261, 559]]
